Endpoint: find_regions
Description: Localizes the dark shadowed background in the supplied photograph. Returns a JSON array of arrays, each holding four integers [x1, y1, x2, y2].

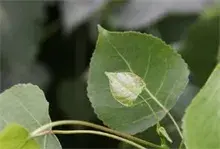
[[0, 0, 219, 148]]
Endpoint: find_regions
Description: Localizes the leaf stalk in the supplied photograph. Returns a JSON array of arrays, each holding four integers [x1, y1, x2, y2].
[[30, 120, 162, 149], [144, 88, 183, 139]]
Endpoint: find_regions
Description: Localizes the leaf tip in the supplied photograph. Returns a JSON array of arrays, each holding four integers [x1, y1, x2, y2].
[[97, 25, 108, 36]]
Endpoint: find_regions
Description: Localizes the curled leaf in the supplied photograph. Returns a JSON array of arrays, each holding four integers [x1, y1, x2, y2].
[[157, 126, 173, 143]]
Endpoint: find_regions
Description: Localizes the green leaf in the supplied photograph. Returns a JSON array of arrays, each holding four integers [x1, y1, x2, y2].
[[87, 26, 189, 134], [183, 64, 220, 149], [180, 7, 220, 86], [201, 4, 220, 19], [0, 123, 40, 149], [0, 84, 61, 149]]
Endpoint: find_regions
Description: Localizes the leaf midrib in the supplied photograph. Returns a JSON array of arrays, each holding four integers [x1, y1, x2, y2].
[[102, 32, 165, 106]]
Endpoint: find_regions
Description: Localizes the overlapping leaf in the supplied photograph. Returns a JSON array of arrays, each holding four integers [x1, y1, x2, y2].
[[0, 123, 40, 149], [87, 26, 189, 134], [0, 84, 61, 149]]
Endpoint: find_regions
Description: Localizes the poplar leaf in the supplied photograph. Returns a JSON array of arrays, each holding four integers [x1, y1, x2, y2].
[[183, 64, 220, 149], [87, 26, 189, 134], [0, 84, 61, 149], [0, 123, 40, 149]]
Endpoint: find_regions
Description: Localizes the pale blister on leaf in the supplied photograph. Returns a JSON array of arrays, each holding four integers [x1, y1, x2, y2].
[[88, 26, 189, 134], [105, 72, 146, 107], [0, 123, 40, 149]]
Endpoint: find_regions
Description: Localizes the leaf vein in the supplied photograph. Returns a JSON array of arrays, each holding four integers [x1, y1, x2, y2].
[[43, 135, 47, 149], [164, 79, 179, 107], [155, 59, 168, 98], [103, 35, 134, 73], [13, 94, 42, 126], [132, 110, 163, 124], [143, 42, 156, 80]]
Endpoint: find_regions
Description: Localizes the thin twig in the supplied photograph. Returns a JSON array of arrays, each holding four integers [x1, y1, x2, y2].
[[30, 120, 162, 149], [144, 88, 183, 139], [47, 130, 146, 149]]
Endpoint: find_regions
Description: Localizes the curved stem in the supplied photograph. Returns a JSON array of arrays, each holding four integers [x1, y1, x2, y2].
[[144, 88, 183, 139], [48, 130, 146, 149], [31, 120, 162, 149]]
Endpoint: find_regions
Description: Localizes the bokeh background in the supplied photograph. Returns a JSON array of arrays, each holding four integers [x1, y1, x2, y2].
[[0, 0, 219, 148]]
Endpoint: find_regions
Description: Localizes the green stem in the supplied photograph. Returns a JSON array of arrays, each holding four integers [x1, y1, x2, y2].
[[140, 95, 171, 147], [139, 95, 159, 121], [178, 140, 184, 149], [30, 120, 162, 149], [144, 88, 183, 139], [48, 130, 146, 149]]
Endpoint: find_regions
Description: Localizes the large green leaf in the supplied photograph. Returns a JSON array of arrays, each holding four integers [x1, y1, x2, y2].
[[180, 7, 220, 86], [0, 84, 62, 149], [0, 123, 40, 149], [87, 26, 189, 134], [183, 63, 220, 149]]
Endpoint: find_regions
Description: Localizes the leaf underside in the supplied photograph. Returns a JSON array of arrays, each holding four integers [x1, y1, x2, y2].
[[0, 84, 61, 149], [87, 26, 189, 134]]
